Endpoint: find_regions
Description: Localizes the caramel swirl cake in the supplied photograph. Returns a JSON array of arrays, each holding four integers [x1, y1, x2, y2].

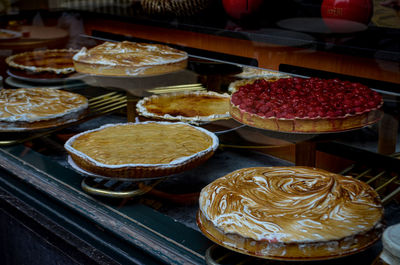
[[65, 122, 219, 179], [229, 77, 383, 133], [73, 41, 188, 77], [6, 49, 78, 78], [198, 167, 383, 260], [0, 88, 88, 131], [136, 91, 230, 124]]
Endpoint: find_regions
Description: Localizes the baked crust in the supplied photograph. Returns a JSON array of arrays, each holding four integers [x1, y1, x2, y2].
[[229, 77, 383, 133], [65, 122, 219, 179], [5, 49, 78, 77], [136, 91, 231, 124], [72, 41, 188, 77], [198, 166, 383, 260], [0, 88, 88, 131]]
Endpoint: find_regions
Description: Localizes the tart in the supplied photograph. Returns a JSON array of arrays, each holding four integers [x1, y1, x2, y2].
[[6, 49, 78, 79], [0, 88, 88, 131], [198, 166, 383, 260], [229, 77, 383, 133], [72, 41, 188, 77], [136, 91, 231, 124], [65, 122, 219, 179]]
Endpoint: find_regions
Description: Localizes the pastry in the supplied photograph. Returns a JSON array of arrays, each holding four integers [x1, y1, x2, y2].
[[136, 91, 230, 124], [72, 41, 188, 76], [0, 88, 88, 131], [6, 49, 78, 79], [229, 77, 383, 133], [141, 0, 211, 16], [198, 166, 383, 260], [65, 122, 219, 179]]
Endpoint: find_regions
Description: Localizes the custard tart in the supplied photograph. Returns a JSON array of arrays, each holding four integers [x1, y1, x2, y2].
[[73, 41, 188, 77], [65, 122, 219, 179], [6, 49, 78, 79], [229, 77, 383, 133], [198, 166, 383, 260], [136, 91, 230, 124]]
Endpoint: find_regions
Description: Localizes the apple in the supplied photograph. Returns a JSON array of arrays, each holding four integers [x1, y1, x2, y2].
[[321, 0, 373, 25], [222, 0, 263, 20]]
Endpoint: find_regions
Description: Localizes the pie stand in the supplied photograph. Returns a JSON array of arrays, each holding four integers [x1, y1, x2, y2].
[[67, 156, 171, 199]]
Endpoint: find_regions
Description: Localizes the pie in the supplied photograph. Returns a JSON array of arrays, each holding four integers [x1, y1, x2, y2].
[[136, 91, 231, 124], [0, 88, 88, 131], [229, 77, 383, 133], [197, 166, 383, 260], [65, 122, 219, 179], [6, 49, 78, 79], [72, 41, 188, 77]]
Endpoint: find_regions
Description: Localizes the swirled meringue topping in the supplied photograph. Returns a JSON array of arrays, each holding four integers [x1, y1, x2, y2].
[[73, 41, 188, 67], [0, 88, 88, 122], [199, 167, 383, 243]]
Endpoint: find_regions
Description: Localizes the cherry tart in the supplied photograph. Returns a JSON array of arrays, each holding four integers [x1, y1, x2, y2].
[[229, 77, 383, 133]]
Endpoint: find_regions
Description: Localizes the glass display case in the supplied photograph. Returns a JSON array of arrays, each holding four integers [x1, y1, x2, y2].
[[0, 1, 399, 265]]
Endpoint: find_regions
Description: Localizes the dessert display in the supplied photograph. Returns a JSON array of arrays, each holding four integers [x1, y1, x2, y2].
[[65, 122, 219, 179], [136, 91, 231, 124], [0, 88, 88, 131], [229, 77, 383, 133], [198, 166, 383, 260], [72, 41, 188, 77], [6, 49, 78, 79]]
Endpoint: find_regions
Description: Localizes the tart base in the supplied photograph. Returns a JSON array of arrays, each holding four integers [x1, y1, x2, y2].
[[73, 59, 188, 77], [197, 210, 382, 261], [68, 147, 215, 179], [0, 109, 88, 132], [230, 103, 383, 133]]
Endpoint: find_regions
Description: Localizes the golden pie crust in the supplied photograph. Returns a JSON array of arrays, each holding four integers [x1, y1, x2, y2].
[[136, 91, 230, 124], [198, 166, 383, 260], [229, 78, 383, 133], [0, 88, 88, 131], [65, 122, 219, 179], [72, 41, 188, 77], [6, 49, 78, 78]]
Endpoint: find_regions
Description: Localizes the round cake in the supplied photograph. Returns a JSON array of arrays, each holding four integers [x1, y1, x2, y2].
[[6, 49, 78, 79], [0, 88, 88, 131], [136, 91, 230, 124], [229, 77, 383, 133], [65, 122, 219, 179], [72, 41, 188, 77], [198, 167, 383, 260]]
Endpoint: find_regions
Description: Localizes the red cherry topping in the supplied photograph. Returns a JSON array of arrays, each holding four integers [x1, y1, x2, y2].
[[231, 77, 382, 119]]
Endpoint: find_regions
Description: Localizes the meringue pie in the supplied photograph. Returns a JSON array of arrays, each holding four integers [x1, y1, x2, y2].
[[0, 88, 88, 131], [198, 166, 383, 260], [73, 41, 188, 77]]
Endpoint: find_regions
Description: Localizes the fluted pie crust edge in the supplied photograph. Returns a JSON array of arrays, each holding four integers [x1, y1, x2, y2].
[[197, 210, 382, 261]]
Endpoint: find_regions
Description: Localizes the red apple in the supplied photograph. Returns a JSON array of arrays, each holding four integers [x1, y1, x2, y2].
[[222, 0, 263, 20], [321, 0, 373, 25]]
